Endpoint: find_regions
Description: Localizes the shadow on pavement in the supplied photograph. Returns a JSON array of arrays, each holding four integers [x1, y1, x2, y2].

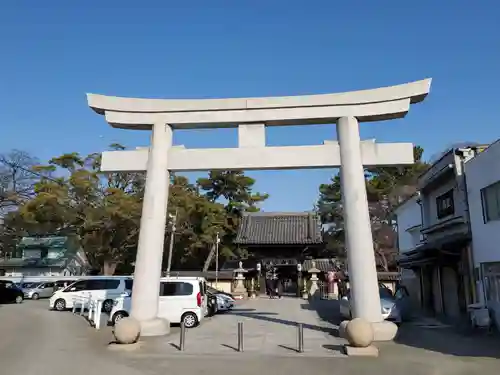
[[301, 298, 500, 359], [394, 324, 500, 359], [300, 298, 342, 337], [230, 310, 337, 335]]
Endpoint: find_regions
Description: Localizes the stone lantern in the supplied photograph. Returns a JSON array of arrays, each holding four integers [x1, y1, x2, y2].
[[308, 260, 320, 298], [233, 261, 248, 299]]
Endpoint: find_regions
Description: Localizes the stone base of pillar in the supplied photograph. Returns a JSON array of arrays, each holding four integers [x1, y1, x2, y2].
[[371, 320, 398, 341], [343, 344, 379, 357], [339, 320, 398, 342], [138, 317, 171, 337]]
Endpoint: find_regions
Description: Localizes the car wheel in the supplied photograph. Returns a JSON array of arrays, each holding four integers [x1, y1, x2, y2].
[[31, 293, 39, 300], [54, 298, 66, 311], [15, 295, 23, 304], [102, 299, 114, 313], [181, 312, 198, 328], [112, 311, 129, 325]]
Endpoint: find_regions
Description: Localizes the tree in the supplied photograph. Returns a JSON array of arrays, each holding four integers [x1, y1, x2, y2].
[[2, 146, 271, 273], [166, 175, 227, 269], [0, 150, 39, 215], [197, 171, 268, 213], [0, 150, 40, 256], [17, 146, 145, 274], [196, 170, 269, 262], [317, 146, 429, 270]]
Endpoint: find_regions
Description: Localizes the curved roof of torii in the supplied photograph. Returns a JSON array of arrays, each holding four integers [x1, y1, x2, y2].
[[87, 78, 431, 129]]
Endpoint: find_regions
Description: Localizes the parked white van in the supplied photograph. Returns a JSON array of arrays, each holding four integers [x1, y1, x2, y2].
[[109, 277, 206, 328], [49, 276, 132, 313]]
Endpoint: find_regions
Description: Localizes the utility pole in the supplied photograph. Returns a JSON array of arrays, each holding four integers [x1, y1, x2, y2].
[[215, 232, 220, 288], [166, 209, 178, 276]]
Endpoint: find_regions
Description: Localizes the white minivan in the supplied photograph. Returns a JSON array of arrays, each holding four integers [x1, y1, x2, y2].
[[109, 277, 206, 328], [49, 277, 132, 313]]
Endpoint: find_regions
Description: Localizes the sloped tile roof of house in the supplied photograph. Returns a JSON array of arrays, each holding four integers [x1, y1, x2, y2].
[[235, 212, 323, 245]]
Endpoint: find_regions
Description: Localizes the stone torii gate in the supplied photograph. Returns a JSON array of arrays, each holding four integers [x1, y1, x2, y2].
[[87, 78, 431, 338]]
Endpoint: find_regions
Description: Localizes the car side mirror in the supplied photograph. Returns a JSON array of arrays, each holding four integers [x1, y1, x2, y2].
[[70, 287, 76, 291]]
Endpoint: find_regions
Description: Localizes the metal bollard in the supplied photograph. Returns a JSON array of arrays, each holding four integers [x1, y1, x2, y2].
[[179, 322, 186, 351], [297, 323, 304, 353], [237, 322, 244, 352]]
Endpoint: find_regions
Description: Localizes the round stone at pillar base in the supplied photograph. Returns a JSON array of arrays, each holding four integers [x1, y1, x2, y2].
[[345, 318, 374, 348], [137, 317, 170, 337], [113, 317, 141, 344], [338, 320, 350, 338], [371, 320, 398, 342]]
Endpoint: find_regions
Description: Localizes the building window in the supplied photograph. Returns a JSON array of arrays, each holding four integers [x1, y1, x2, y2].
[[481, 181, 500, 222], [436, 189, 454, 219]]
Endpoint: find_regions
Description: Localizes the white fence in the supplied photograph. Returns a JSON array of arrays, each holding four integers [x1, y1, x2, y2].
[[71, 293, 105, 330], [71, 292, 126, 330]]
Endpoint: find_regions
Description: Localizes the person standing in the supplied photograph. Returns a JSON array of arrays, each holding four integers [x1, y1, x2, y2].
[[272, 266, 282, 299], [265, 263, 275, 298], [337, 269, 347, 299]]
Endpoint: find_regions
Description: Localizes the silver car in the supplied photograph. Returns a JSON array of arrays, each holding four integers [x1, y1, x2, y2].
[[23, 282, 56, 300], [339, 284, 406, 324]]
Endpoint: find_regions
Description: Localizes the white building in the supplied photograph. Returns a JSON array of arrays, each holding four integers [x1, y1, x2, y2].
[[394, 194, 423, 309], [395, 195, 422, 253], [464, 139, 500, 325]]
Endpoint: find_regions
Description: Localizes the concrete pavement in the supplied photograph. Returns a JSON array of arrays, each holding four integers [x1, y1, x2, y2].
[[1, 298, 500, 374]]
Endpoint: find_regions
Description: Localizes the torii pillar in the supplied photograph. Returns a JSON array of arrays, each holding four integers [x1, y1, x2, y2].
[[87, 79, 431, 338]]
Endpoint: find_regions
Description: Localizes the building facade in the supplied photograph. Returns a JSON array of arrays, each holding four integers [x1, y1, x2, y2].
[[0, 235, 89, 277], [394, 195, 423, 310], [465, 139, 500, 327], [234, 211, 324, 296], [398, 146, 484, 323]]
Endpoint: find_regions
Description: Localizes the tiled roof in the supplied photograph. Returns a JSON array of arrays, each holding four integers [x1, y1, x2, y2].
[[303, 258, 340, 272], [235, 212, 323, 245]]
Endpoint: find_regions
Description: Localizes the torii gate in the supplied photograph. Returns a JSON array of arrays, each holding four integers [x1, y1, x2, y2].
[[87, 78, 431, 339]]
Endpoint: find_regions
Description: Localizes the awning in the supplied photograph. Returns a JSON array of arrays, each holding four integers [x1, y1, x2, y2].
[[398, 232, 471, 268]]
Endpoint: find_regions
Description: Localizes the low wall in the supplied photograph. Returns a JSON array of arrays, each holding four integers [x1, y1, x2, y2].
[[207, 280, 233, 293]]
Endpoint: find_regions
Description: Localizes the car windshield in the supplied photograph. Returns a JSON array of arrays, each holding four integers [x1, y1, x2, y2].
[[379, 287, 394, 300], [207, 286, 220, 294], [22, 282, 38, 289], [62, 281, 78, 292], [3, 281, 21, 289]]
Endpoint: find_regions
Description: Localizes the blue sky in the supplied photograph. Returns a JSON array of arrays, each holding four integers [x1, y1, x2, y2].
[[1, 1, 499, 212]]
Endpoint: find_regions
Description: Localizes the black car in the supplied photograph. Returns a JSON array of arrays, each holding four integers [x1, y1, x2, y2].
[[207, 286, 234, 300], [206, 291, 218, 317], [0, 281, 24, 304]]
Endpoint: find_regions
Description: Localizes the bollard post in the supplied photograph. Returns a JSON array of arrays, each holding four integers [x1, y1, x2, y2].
[[237, 322, 244, 352], [95, 300, 102, 330], [88, 300, 93, 322], [80, 295, 85, 316], [297, 323, 304, 353], [179, 322, 186, 351]]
